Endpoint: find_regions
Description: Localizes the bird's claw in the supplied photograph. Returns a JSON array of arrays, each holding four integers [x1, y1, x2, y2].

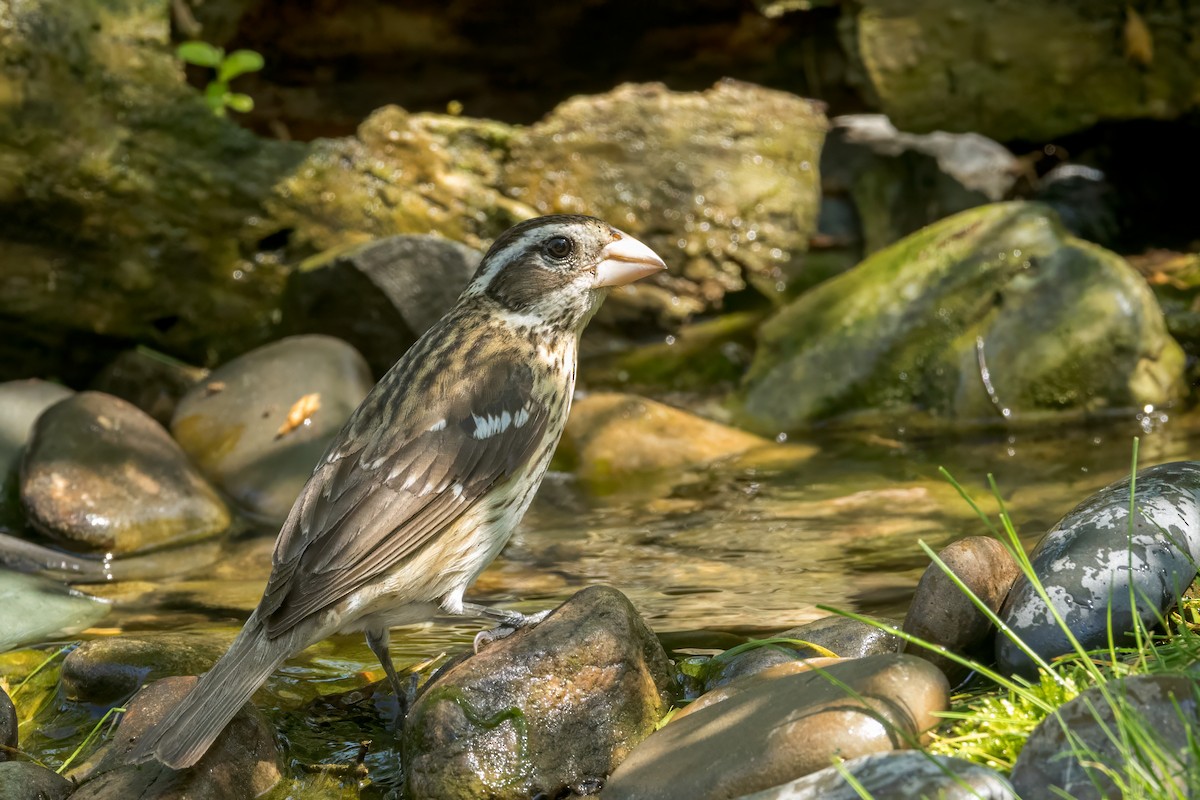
[[472, 609, 550, 653]]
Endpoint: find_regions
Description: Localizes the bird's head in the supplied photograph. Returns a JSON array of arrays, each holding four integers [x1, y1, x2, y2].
[[463, 215, 666, 332]]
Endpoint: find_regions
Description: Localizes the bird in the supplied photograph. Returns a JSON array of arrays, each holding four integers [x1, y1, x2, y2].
[[127, 214, 666, 769]]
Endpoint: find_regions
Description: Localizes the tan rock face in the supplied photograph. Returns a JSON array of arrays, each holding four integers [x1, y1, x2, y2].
[[603, 653, 950, 800], [560, 392, 768, 486]]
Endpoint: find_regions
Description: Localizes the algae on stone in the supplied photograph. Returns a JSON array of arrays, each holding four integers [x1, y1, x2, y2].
[[736, 202, 1186, 432]]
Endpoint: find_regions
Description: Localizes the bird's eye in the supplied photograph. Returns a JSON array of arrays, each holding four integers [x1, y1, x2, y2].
[[544, 236, 573, 260]]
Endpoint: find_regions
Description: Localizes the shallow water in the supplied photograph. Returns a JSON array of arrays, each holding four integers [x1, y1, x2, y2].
[[6, 411, 1199, 796]]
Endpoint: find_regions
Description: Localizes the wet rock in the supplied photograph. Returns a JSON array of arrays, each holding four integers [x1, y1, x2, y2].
[[61, 633, 230, 705], [997, 461, 1200, 677], [74, 675, 280, 799], [0, 380, 74, 529], [403, 585, 672, 800], [737, 202, 1186, 432], [560, 392, 768, 488], [822, 114, 1020, 256], [20, 392, 230, 555], [0, 684, 15, 760], [1033, 164, 1119, 247], [282, 235, 482, 375], [844, 0, 1200, 141], [679, 658, 844, 720], [904, 536, 1020, 680], [0, 762, 73, 800], [739, 751, 1017, 800], [778, 614, 904, 660], [171, 335, 373, 523], [1010, 675, 1199, 799], [603, 653, 949, 800], [0, 571, 109, 651], [90, 349, 208, 427], [505, 80, 827, 317]]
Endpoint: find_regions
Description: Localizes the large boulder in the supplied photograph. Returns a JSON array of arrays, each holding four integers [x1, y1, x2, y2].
[[403, 586, 673, 800], [842, 0, 1200, 141], [737, 202, 1185, 432]]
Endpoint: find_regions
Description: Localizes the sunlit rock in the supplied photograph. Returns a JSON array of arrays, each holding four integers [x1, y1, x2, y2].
[[21, 392, 230, 555], [75, 676, 280, 799], [904, 536, 1020, 682], [559, 392, 768, 489], [737, 202, 1186, 432], [403, 586, 672, 800], [996, 461, 1200, 677], [603, 653, 948, 800], [170, 335, 373, 524]]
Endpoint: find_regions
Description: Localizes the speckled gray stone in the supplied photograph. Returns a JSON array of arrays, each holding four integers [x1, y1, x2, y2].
[[997, 461, 1200, 677], [737, 751, 1017, 800]]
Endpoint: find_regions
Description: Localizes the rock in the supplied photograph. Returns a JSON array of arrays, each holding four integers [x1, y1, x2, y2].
[[777, 614, 905, 660], [60, 633, 230, 705], [403, 586, 672, 800], [74, 675, 280, 799], [559, 392, 768, 488], [505, 80, 828, 316], [904, 536, 1020, 680], [0, 380, 74, 529], [90, 349, 208, 427], [822, 114, 1020, 256], [20, 392, 230, 555], [282, 235, 482, 375], [1033, 164, 1119, 247], [737, 202, 1186, 432], [997, 461, 1200, 677], [737, 751, 1017, 800], [843, 0, 1200, 141], [678, 658, 844, 721], [170, 335, 373, 523], [0, 762, 74, 800], [1010, 675, 1199, 799], [603, 653, 949, 800], [0, 684, 15, 761], [0, 570, 109, 651]]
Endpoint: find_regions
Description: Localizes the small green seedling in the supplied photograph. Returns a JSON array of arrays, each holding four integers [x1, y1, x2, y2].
[[176, 41, 264, 116]]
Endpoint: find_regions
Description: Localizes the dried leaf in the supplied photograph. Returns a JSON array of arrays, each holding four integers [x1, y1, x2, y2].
[[276, 393, 321, 439]]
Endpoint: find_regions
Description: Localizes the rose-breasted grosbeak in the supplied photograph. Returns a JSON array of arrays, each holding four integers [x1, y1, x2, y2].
[[129, 215, 666, 769]]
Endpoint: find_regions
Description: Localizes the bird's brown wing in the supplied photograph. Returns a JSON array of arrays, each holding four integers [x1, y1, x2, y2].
[[258, 352, 550, 637]]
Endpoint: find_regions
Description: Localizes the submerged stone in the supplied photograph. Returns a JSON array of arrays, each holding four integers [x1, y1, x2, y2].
[[997, 461, 1200, 677], [61, 632, 231, 704], [0, 570, 109, 652], [403, 586, 672, 800], [738, 751, 1017, 800], [170, 335, 373, 524], [737, 202, 1185, 431], [20, 392, 230, 555], [603, 653, 949, 800], [1010, 675, 1200, 799]]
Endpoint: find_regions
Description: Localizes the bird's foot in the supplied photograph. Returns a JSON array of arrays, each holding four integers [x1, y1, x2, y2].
[[471, 609, 550, 653]]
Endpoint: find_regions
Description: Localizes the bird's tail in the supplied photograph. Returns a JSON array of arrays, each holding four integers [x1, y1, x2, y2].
[[127, 615, 293, 769]]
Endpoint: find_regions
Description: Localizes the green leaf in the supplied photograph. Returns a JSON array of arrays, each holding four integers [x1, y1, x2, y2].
[[218, 49, 265, 82], [176, 41, 223, 68], [225, 92, 255, 113]]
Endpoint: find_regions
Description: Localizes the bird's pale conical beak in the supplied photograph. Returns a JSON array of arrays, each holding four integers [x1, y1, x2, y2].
[[593, 232, 667, 288]]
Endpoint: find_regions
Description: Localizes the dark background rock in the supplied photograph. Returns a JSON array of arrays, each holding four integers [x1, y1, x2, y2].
[[89, 350, 208, 427], [281, 235, 481, 375], [0, 684, 16, 761], [0, 761, 73, 800]]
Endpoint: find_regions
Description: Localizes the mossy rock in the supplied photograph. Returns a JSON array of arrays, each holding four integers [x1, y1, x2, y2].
[[736, 202, 1186, 432]]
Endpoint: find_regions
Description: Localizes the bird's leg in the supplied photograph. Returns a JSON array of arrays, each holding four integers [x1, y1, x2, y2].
[[459, 602, 550, 652], [364, 628, 415, 722]]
